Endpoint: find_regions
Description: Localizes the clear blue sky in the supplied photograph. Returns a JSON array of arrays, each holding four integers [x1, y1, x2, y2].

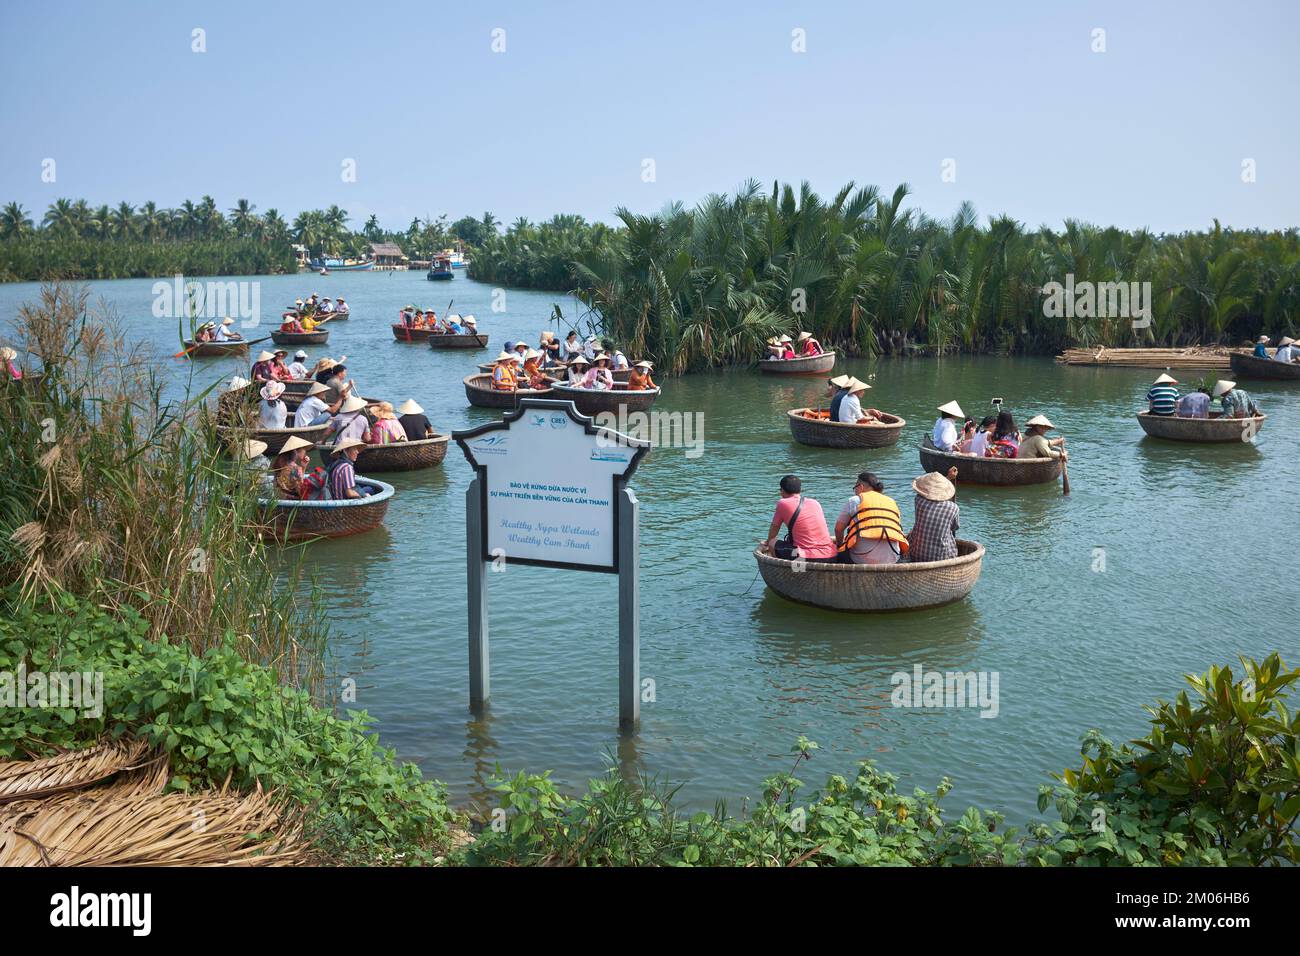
[[1, 0, 1296, 234]]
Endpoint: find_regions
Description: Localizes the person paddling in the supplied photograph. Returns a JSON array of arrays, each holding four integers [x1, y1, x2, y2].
[[836, 378, 882, 424], [1018, 415, 1066, 461]]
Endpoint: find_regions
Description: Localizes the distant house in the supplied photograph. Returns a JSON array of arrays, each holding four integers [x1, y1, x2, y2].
[[369, 242, 409, 271]]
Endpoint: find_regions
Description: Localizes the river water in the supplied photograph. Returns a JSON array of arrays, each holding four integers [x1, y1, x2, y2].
[[2, 272, 1295, 823]]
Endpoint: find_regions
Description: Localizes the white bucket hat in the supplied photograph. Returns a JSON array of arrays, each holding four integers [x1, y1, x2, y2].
[[1212, 380, 1236, 397], [937, 400, 965, 418]]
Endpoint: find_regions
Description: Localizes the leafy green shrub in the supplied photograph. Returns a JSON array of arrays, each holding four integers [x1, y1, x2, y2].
[[1033, 654, 1300, 866], [0, 592, 455, 864]]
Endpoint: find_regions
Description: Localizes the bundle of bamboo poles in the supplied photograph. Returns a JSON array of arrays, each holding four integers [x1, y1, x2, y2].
[[1056, 346, 1247, 369]]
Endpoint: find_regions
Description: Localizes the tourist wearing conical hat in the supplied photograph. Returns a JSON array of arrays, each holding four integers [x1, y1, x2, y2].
[[581, 353, 615, 390], [1018, 416, 1066, 461], [330, 393, 371, 445], [522, 349, 550, 390], [397, 399, 433, 440], [1146, 372, 1180, 416], [294, 381, 340, 428], [797, 330, 824, 357], [272, 435, 315, 499], [836, 378, 882, 424], [1253, 335, 1272, 358], [258, 380, 288, 429], [627, 360, 657, 391], [326, 437, 370, 500], [1273, 336, 1300, 364], [492, 352, 521, 392], [214, 316, 242, 342], [907, 471, 960, 563], [335, 297, 349, 316], [825, 374, 852, 419], [566, 354, 591, 385], [931, 401, 966, 452], [1213, 380, 1261, 419], [251, 350, 278, 383]]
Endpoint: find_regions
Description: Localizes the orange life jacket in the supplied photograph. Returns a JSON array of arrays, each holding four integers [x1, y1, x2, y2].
[[839, 491, 909, 555], [492, 364, 518, 391]]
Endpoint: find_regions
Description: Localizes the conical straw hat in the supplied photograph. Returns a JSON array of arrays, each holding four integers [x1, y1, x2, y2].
[[397, 399, 424, 415], [1025, 415, 1055, 429], [279, 435, 315, 453], [1213, 379, 1236, 397], [937, 400, 965, 418], [829, 374, 852, 388], [339, 394, 368, 413], [1153, 373, 1178, 384], [844, 377, 871, 393]]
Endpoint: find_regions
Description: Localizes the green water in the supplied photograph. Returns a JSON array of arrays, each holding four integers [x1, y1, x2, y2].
[[2, 273, 1295, 822]]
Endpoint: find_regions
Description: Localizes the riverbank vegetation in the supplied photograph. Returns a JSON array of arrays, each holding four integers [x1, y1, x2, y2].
[[470, 180, 1300, 374], [0, 197, 499, 281]]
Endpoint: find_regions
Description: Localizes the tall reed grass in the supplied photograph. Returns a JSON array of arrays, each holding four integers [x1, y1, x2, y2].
[[0, 284, 328, 692]]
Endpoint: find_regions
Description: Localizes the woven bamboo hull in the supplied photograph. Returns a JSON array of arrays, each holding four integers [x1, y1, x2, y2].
[[754, 540, 984, 612], [1057, 347, 1241, 369], [271, 330, 329, 346], [259, 478, 393, 541], [353, 436, 449, 471], [788, 409, 906, 448], [1229, 353, 1300, 381], [185, 340, 249, 357], [428, 333, 489, 349], [463, 373, 560, 408], [1136, 412, 1266, 442], [281, 379, 315, 399], [919, 436, 1061, 485], [221, 422, 331, 456], [759, 351, 837, 375], [549, 383, 661, 415]]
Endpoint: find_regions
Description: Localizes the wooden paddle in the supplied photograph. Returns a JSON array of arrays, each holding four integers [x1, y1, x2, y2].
[[1059, 438, 1071, 495]]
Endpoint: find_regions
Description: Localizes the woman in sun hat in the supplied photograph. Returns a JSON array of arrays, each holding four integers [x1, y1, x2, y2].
[[492, 352, 520, 391], [931, 400, 966, 452], [237, 438, 273, 493], [1145, 372, 1180, 416], [214, 316, 242, 342], [627, 360, 657, 390], [1253, 335, 1271, 358], [825, 374, 852, 419], [582, 353, 615, 390], [907, 471, 960, 563], [271, 434, 315, 499], [1, 346, 21, 381], [565, 354, 590, 385], [258, 380, 288, 429], [364, 401, 407, 444], [776, 335, 796, 360], [329, 393, 371, 444], [1018, 415, 1066, 461], [250, 350, 278, 383], [397, 398, 433, 441], [798, 330, 823, 357], [521, 349, 550, 390]]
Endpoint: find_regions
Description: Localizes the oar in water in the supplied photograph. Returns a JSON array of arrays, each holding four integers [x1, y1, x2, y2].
[[1059, 438, 1071, 495]]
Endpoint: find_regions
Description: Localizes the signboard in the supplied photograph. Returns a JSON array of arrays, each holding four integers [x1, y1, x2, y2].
[[454, 399, 649, 573]]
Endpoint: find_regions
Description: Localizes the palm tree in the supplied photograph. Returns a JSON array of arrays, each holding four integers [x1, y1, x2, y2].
[[110, 202, 137, 240], [230, 199, 257, 238], [42, 199, 78, 239], [0, 202, 34, 239]]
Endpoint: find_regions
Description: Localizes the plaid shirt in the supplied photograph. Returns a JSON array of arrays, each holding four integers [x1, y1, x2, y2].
[[908, 496, 960, 563], [1220, 388, 1258, 419]]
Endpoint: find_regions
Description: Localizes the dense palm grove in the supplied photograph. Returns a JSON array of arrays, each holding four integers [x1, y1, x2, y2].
[[470, 180, 1300, 373], [0, 196, 497, 282]]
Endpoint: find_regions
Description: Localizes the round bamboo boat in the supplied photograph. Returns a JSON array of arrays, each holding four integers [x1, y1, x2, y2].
[[428, 332, 490, 349], [184, 339, 249, 358], [754, 540, 984, 612], [759, 351, 837, 375], [391, 325, 439, 342], [918, 436, 1062, 486], [353, 436, 449, 472], [259, 478, 393, 541], [463, 373, 560, 408], [220, 422, 331, 456], [1136, 411, 1266, 442], [549, 382, 661, 416], [1229, 352, 1300, 381], [788, 408, 906, 448], [500, 361, 632, 382], [281, 378, 316, 399], [271, 329, 329, 346]]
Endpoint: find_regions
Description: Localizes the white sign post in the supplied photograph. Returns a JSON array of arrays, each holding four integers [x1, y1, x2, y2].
[[454, 399, 649, 729]]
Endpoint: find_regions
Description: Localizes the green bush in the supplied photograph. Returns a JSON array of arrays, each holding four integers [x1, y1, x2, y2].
[[0, 592, 455, 864]]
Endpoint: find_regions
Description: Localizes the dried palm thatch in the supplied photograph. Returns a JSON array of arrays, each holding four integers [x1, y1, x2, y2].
[[0, 741, 306, 866], [0, 737, 151, 805]]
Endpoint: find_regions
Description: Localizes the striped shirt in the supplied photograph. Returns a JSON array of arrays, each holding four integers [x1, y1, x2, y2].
[[327, 458, 356, 499], [1146, 384, 1179, 416]]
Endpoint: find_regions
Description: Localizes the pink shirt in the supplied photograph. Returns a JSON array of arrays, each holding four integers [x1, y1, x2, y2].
[[771, 495, 837, 560]]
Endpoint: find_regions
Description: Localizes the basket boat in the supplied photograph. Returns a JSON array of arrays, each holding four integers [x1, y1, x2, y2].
[[428, 332, 490, 349], [1136, 411, 1266, 443], [220, 422, 332, 456], [788, 408, 906, 448], [754, 540, 984, 612], [184, 339, 249, 358], [352, 435, 449, 471], [281, 378, 316, 399], [548, 382, 661, 415], [918, 436, 1062, 486], [759, 351, 837, 375], [271, 329, 329, 346], [258, 478, 393, 541], [1228, 352, 1300, 381], [463, 373, 560, 408]]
